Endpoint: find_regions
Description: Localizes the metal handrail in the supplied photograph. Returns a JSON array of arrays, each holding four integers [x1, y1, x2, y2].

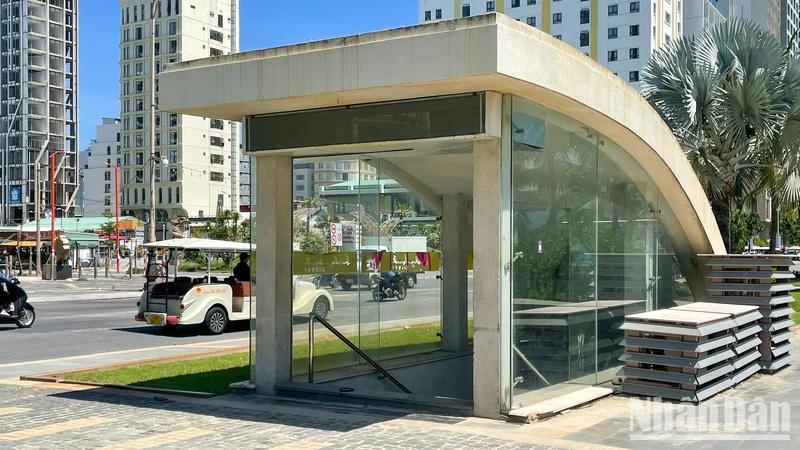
[[308, 313, 411, 394]]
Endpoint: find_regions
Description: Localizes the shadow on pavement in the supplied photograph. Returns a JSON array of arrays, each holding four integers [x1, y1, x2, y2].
[[111, 321, 249, 338], [49, 386, 395, 432]]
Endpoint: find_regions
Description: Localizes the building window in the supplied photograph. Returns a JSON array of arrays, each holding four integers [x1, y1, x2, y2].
[[462, 5, 470, 17], [629, 71, 640, 82], [169, 40, 178, 54], [155, 169, 161, 182], [210, 172, 224, 182], [528, 0, 536, 4], [608, 27, 618, 39], [169, 132, 177, 145], [169, 149, 178, 163], [168, 187, 172, 203], [512, 0, 520, 7], [580, 9, 590, 24], [169, 114, 178, 127], [425, 10, 431, 21], [155, 23, 160, 37], [135, 26, 142, 40], [176, 187, 180, 203], [608, 4, 618, 16], [608, 50, 618, 61], [158, 188, 163, 203], [554, 34, 562, 40], [435, 9, 442, 19], [135, 152, 143, 165], [553, 13, 562, 24], [629, 47, 639, 59], [135, 134, 143, 148], [527, 17, 536, 26], [135, 62, 143, 76], [630, 24, 639, 36], [135, 45, 143, 58], [170, 168, 178, 182], [487, 1, 495, 12], [665, 12, 671, 25], [154, 42, 160, 56], [218, 14, 223, 28], [210, 48, 222, 57], [630, 1, 640, 13], [135, 169, 144, 183], [210, 30, 223, 42], [135, 116, 143, 130], [580, 31, 589, 47], [135, 81, 143, 93], [210, 154, 225, 164], [210, 136, 225, 147], [210, 119, 224, 130]]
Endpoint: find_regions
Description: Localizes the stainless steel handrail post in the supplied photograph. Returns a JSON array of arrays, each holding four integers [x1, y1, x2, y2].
[[307, 313, 411, 394], [308, 312, 315, 383]]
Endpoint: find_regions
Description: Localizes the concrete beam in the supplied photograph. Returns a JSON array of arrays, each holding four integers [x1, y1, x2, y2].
[[366, 158, 443, 215], [472, 138, 506, 419], [253, 155, 293, 394], [442, 193, 470, 353]]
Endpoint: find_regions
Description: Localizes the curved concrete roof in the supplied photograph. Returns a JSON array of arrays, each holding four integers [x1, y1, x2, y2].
[[160, 13, 725, 256]]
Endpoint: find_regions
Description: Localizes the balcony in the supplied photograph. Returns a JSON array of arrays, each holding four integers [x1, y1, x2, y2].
[[26, 105, 45, 118]]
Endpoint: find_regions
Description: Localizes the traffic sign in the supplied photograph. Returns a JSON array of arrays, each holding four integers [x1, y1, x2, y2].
[[330, 223, 343, 247]]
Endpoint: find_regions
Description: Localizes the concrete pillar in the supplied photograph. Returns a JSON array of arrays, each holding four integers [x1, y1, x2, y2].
[[471, 137, 510, 419], [442, 193, 470, 353], [253, 155, 293, 394]]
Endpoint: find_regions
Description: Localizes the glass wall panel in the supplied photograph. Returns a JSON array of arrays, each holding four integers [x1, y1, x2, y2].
[[508, 95, 693, 408], [291, 153, 446, 381], [509, 97, 599, 406]]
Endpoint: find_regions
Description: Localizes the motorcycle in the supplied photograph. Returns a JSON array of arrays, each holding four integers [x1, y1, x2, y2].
[[313, 274, 340, 289], [0, 274, 35, 328], [372, 272, 407, 302]]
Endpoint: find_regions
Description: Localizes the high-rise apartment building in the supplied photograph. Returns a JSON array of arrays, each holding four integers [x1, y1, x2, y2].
[[118, 0, 239, 222], [420, 1, 683, 89], [313, 160, 377, 196], [78, 118, 121, 217], [0, 0, 79, 224], [683, 0, 726, 36]]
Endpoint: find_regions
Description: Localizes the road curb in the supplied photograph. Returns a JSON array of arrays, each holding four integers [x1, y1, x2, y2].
[[19, 345, 248, 398]]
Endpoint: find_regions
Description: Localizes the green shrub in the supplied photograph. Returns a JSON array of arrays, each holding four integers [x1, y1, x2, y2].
[[179, 261, 203, 272]]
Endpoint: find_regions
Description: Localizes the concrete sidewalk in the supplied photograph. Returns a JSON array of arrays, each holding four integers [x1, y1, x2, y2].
[[0, 337, 248, 380]]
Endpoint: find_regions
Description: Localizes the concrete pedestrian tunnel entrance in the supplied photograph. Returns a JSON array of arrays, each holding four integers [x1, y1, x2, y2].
[[159, 14, 726, 418]]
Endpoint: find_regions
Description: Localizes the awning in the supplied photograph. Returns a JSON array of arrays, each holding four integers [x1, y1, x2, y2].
[[64, 232, 100, 249], [0, 240, 36, 247]]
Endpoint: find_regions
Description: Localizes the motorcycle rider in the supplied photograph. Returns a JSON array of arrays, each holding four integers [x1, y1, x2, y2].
[[0, 270, 15, 314], [382, 270, 398, 297]]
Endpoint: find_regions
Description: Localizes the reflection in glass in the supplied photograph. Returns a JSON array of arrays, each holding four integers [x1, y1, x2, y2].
[[509, 96, 690, 408], [291, 154, 446, 381]]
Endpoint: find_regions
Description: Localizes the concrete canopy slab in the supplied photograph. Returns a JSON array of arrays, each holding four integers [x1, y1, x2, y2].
[[160, 13, 724, 258]]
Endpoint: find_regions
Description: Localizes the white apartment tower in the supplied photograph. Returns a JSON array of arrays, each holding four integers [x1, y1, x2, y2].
[[118, 0, 239, 222], [419, 0, 684, 89], [0, 0, 79, 224], [78, 118, 121, 217]]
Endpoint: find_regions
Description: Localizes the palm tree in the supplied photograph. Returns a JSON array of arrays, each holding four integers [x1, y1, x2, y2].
[[642, 19, 800, 252]]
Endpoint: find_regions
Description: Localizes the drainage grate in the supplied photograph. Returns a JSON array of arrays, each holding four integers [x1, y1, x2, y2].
[[404, 413, 466, 425]]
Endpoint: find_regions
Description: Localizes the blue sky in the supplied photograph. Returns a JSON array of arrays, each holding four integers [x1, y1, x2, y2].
[[78, 0, 417, 149]]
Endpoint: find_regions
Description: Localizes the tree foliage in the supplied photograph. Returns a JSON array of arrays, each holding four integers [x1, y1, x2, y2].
[[642, 19, 800, 252]]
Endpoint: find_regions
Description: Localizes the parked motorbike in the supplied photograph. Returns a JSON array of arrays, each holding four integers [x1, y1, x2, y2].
[[0, 273, 35, 328], [313, 274, 340, 289], [372, 272, 407, 301]]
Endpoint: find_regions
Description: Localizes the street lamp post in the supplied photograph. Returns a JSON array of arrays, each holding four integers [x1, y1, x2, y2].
[[106, 163, 120, 273], [149, 0, 160, 243], [49, 150, 65, 280]]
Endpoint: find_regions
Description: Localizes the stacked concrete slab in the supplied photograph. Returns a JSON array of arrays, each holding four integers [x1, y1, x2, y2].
[[672, 303, 762, 384], [617, 309, 741, 402], [704, 256, 795, 373]]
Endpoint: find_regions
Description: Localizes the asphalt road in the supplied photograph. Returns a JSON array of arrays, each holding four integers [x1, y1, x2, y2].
[[0, 276, 470, 368]]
